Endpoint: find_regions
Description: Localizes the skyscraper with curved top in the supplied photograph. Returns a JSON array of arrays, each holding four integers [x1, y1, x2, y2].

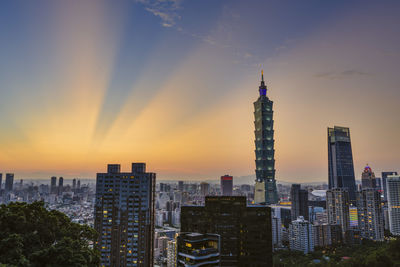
[[254, 71, 278, 204]]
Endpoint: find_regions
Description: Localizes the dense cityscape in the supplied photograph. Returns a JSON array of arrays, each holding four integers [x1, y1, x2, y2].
[[1, 1, 400, 267], [1, 74, 399, 266]]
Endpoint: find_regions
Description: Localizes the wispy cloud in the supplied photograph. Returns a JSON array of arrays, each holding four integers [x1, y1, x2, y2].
[[136, 0, 182, 27], [314, 69, 372, 80]]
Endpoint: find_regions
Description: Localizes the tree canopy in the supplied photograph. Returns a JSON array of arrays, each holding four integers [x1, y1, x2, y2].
[[273, 238, 400, 266], [0, 201, 99, 267]]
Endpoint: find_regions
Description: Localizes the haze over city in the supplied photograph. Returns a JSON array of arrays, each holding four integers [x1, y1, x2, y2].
[[1, 0, 399, 181]]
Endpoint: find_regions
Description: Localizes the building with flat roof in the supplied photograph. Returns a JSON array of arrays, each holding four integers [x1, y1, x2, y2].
[[181, 196, 272, 266], [220, 175, 232, 196], [326, 188, 350, 235], [386, 175, 400, 236], [357, 188, 384, 241], [289, 216, 314, 254], [290, 184, 309, 221], [382, 171, 398, 201], [94, 163, 156, 267], [5, 173, 14, 192]]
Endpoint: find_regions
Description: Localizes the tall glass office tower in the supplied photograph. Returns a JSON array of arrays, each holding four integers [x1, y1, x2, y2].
[[327, 126, 357, 203], [254, 71, 278, 204]]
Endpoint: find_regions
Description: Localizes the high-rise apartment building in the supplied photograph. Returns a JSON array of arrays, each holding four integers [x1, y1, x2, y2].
[[94, 163, 156, 267], [361, 165, 376, 189], [382, 171, 398, 201], [326, 188, 350, 235], [386, 175, 400, 236], [290, 184, 309, 221], [327, 126, 357, 202], [254, 71, 278, 204], [167, 239, 177, 267], [289, 216, 314, 254], [5, 173, 14, 192], [181, 196, 272, 266], [272, 216, 282, 249], [177, 233, 220, 267], [357, 189, 384, 241], [220, 175, 233, 196]]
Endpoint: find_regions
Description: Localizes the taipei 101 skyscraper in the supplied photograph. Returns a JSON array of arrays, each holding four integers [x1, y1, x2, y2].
[[254, 71, 278, 204]]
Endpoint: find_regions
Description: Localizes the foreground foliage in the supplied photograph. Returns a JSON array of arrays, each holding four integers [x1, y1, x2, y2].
[[273, 238, 400, 267], [0, 201, 100, 267]]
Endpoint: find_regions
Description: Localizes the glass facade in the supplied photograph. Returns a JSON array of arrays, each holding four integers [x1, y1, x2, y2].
[[254, 73, 278, 204], [327, 126, 357, 203]]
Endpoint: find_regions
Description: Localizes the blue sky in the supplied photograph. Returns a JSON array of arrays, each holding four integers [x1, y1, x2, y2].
[[0, 0, 399, 181]]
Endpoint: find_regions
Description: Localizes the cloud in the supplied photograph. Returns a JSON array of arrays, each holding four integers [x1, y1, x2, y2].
[[314, 69, 372, 80], [136, 0, 182, 27], [243, 52, 253, 59]]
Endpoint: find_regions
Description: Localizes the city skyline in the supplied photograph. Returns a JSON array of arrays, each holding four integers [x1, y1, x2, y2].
[[1, 0, 400, 181]]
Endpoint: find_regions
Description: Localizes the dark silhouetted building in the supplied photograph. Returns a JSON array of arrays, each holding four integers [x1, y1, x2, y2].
[[0, 173, 2, 190], [220, 175, 233, 196], [95, 163, 156, 267], [50, 176, 57, 194], [375, 177, 382, 191], [58, 177, 64, 195], [160, 183, 171, 193], [200, 182, 210, 196], [178, 181, 184, 192], [313, 224, 343, 247], [290, 184, 309, 221], [344, 229, 361, 245], [72, 178, 77, 190], [254, 71, 278, 204], [5, 173, 14, 192], [177, 233, 220, 266], [181, 196, 272, 266], [382, 171, 398, 201], [327, 126, 357, 203]]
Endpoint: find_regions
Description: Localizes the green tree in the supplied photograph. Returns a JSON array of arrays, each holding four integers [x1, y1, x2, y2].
[[273, 238, 400, 267], [0, 201, 99, 267]]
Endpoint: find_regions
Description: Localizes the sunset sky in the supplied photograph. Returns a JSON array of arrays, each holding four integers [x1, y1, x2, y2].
[[1, 0, 399, 182]]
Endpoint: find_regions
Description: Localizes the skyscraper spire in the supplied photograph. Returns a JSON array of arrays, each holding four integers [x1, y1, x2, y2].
[[259, 70, 267, 96], [254, 72, 278, 205]]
